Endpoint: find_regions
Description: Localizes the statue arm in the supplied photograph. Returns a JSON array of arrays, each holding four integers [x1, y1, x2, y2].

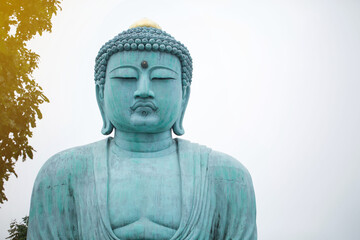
[[209, 151, 257, 240], [233, 166, 257, 240], [27, 152, 79, 240]]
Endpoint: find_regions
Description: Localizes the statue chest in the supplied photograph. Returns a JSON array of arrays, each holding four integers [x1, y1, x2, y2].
[[108, 151, 181, 239]]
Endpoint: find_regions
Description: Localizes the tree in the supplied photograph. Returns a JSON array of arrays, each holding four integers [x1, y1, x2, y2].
[[7, 216, 29, 240], [0, 0, 62, 204]]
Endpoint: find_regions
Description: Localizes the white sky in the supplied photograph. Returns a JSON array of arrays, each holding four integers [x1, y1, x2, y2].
[[1, 0, 360, 239]]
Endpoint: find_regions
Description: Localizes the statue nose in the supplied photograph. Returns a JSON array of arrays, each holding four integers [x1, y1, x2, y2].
[[134, 76, 154, 98]]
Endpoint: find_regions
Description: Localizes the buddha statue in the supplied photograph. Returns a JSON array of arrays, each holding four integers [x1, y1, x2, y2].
[[27, 19, 257, 240]]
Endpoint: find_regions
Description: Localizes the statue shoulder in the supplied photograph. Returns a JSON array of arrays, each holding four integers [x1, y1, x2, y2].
[[176, 138, 253, 183], [34, 138, 108, 183], [208, 149, 253, 184]]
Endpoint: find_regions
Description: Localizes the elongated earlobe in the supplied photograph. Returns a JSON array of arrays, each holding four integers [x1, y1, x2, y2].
[[173, 119, 184, 136], [173, 87, 190, 136], [101, 116, 114, 135], [96, 84, 114, 135]]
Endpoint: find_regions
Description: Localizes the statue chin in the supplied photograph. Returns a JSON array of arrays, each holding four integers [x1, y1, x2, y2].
[[130, 109, 160, 126], [27, 19, 257, 240]]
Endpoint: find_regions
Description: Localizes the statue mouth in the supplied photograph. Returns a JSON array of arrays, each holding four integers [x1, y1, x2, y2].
[[130, 101, 158, 111]]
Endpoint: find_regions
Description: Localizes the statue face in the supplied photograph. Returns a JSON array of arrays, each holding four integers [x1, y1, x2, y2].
[[102, 51, 183, 133]]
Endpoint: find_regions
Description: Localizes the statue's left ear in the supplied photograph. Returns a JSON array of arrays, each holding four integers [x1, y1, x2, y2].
[[172, 86, 190, 136], [96, 84, 114, 135]]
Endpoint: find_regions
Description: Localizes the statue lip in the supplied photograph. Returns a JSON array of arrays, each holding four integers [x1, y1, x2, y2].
[[130, 101, 158, 111]]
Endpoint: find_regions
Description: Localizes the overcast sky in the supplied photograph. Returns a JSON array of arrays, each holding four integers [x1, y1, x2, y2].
[[1, 0, 360, 239]]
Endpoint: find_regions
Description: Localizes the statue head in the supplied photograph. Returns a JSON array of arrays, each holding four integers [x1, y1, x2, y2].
[[95, 19, 192, 136]]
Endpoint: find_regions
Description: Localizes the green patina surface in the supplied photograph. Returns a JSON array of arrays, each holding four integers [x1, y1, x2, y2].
[[27, 23, 257, 240]]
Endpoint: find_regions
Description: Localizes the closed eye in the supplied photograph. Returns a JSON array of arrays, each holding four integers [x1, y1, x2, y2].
[[112, 77, 137, 80], [152, 77, 175, 81]]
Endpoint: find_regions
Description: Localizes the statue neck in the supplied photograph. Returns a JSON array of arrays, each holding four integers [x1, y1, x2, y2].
[[113, 130, 174, 152]]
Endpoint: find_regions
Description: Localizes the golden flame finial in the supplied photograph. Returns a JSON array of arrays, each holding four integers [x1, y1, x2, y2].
[[129, 18, 162, 29]]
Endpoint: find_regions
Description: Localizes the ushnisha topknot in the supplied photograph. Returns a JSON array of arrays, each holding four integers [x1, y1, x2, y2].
[[94, 19, 192, 90]]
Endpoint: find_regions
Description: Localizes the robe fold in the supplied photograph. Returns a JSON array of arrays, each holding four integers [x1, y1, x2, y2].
[[27, 138, 257, 240]]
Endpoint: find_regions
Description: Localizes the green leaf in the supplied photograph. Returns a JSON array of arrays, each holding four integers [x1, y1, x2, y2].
[[0, 0, 62, 205]]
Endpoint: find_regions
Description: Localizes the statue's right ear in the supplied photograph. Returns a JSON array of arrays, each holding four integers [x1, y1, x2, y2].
[[96, 84, 113, 135]]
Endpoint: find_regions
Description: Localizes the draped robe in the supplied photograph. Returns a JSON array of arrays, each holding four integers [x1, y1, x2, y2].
[[27, 138, 257, 240]]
